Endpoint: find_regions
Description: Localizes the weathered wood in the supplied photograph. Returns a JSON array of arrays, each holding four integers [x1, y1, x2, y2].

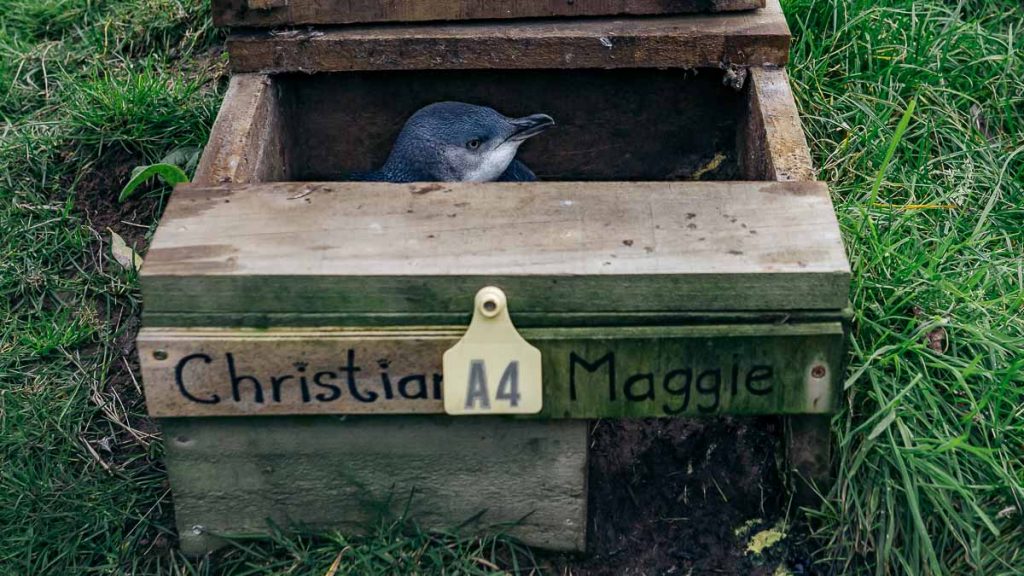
[[163, 416, 588, 554], [246, 0, 286, 10], [216, 0, 765, 27], [142, 308, 856, 329], [137, 323, 844, 418], [740, 66, 815, 181], [193, 74, 287, 185], [784, 414, 833, 505], [141, 181, 850, 315], [226, 2, 790, 73]]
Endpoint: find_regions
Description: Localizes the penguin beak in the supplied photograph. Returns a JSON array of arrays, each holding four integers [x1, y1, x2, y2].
[[507, 114, 555, 142]]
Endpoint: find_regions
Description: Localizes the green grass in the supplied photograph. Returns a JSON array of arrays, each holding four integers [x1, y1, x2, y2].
[[1, 0, 1022, 574], [785, 0, 1024, 573]]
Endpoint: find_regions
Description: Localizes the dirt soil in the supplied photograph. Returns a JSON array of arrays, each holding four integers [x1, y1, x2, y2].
[[71, 146, 157, 377], [546, 418, 821, 575]]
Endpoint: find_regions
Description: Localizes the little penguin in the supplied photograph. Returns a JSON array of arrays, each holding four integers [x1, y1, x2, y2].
[[347, 102, 554, 183]]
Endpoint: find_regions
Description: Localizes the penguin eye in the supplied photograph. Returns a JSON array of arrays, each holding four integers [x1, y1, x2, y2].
[[466, 138, 481, 150]]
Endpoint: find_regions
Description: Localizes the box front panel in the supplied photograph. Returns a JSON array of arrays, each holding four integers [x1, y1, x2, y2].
[[139, 323, 844, 419], [164, 415, 589, 553]]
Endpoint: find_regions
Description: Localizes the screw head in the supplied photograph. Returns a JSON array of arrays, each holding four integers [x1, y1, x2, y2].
[[153, 350, 168, 361], [811, 364, 827, 379]]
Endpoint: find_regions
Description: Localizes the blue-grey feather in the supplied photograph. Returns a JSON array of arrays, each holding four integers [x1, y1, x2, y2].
[[343, 102, 545, 183]]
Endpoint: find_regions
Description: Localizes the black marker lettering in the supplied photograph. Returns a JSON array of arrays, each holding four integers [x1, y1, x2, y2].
[[227, 353, 264, 403], [313, 371, 342, 402], [746, 365, 774, 396], [662, 368, 692, 415], [398, 374, 428, 400], [380, 371, 395, 399], [624, 372, 655, 401], [174, 353, 220, 404], [270, 374, 294, 403], [295, 364, 312, 403], [569, 352, 616, 401], [341, 349, 376, 403], [696, 368, 722, 413], [731, 361, 740, 396]]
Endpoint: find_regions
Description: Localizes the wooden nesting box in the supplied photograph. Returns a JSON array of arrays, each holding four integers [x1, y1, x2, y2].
[[139, 0, 849, 555], [214, 0, 766, 27]]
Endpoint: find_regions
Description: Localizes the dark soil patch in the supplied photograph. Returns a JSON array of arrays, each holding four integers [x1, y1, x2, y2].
[[72, 146, 165, 250], [68, 145, 164, 402], [544, 418, 819, 575]]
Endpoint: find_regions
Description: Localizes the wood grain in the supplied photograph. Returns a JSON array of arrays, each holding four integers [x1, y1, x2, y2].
[[226, 1, 790, 73], [142, 308, 855, 329], [193, 74, 287, 185], [138, 323, 845, 418], [141, 181, 850, 315], [164, 416, 588, 554], [740, 66, 815, 181], [784, 414, 833, 505], [216, 0, 765, 27]]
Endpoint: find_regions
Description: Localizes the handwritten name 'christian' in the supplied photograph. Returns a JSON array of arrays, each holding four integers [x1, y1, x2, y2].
[[175, 350, 442, 405]]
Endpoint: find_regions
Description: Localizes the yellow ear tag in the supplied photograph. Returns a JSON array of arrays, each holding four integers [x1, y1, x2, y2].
[[443, 286, 543, 415]]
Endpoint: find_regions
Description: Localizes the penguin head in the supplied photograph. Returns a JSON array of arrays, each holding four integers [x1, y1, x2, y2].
[[382, 102, 555, 182]]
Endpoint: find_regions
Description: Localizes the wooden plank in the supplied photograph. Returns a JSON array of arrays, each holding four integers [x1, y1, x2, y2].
[[137, 323, 845, 418], [142, 308, 856, 329], [215, 0, 765, 27], [226, 1, 790, 73], [193, 74, 287, 185], [246, 0, 286, 10], [140, 181, 851, 314], [164, 416, 588, 554], [740, 66, 815, 181], [785, 414, 833, 505]]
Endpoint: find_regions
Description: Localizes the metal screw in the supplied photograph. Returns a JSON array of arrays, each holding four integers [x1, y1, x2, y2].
[[810, 364, 827, 379], [153, 350, 168, 360], [191, 525, 205, 536], [483, 299, 497, 313]]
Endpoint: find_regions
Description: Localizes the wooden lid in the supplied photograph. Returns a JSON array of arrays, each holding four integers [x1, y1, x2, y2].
[[141, 181, 850, 324], [214, 0, 766, 28], [227, 0, 789, 73]]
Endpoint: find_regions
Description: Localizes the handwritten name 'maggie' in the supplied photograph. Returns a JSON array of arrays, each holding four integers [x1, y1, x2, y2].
[[174, 350, 442, 405]]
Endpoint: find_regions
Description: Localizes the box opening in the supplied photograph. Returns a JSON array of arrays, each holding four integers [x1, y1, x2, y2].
[[276, 68, 749, 182]]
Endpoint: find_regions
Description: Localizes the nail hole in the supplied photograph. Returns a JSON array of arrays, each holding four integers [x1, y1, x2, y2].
[[153, 350, 168, 361]]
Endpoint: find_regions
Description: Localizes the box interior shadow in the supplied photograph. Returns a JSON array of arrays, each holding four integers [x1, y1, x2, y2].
[[276, 68, 748, 182]]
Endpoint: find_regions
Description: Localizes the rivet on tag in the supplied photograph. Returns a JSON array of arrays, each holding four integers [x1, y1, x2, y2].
[[442, 287, 543, 415]]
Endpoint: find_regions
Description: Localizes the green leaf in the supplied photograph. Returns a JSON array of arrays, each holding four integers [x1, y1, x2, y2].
[[118, 163, 189, 202], [160, 146, 202, 172]]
